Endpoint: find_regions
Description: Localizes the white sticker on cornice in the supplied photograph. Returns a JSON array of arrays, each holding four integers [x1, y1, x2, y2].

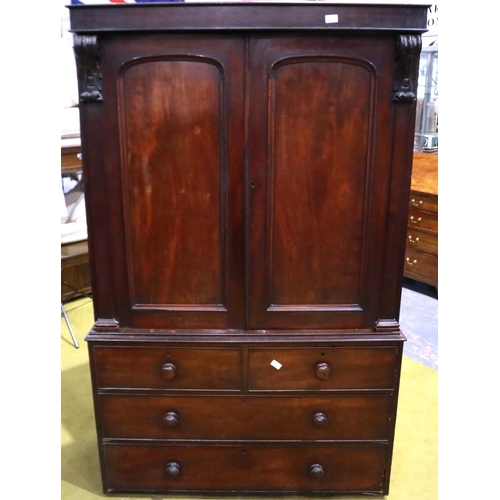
[[325, 14, 339, 24]]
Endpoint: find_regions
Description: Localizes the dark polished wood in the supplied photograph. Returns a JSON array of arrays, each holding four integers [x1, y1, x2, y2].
[[93, 346, 242, 390], [160, 363, 177, 381], [70, 2, 428, 496], [313, 412, 329, 428], [247, 34, 402, 331], [248, 347, 399, 391], [69, 2, 428, 33], [103, 443, 388, 494], [95, 34, 246, 330], [99, 394, 393, 441], [73, 35, 103, 102]]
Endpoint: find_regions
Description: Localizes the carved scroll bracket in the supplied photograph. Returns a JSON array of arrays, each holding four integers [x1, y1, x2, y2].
[[393, 34, 422, 103], [73, 35, 103, 103]]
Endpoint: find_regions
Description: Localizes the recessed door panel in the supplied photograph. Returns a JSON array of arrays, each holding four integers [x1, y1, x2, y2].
[[122, 59, 224, 309], [269, 59, 371, 308]]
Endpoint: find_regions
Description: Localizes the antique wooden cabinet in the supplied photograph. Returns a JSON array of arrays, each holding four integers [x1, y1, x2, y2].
[[69, 2, 428, 496]]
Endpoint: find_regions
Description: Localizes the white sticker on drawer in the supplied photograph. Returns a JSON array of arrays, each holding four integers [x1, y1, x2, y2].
[[270, 359, 282, 370], [325, 14, 339, 24]]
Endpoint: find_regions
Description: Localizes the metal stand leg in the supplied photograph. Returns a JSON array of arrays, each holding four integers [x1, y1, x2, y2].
[[61, 280, 92, 300], [61, 302, 79, 349]]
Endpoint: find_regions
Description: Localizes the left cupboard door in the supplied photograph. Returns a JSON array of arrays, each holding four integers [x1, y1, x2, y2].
[[89, 35, 246, 330]]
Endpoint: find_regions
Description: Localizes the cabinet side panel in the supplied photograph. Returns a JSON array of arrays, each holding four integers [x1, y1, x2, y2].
[[269, 59, 372, 309], [120, 60, 225, 309]]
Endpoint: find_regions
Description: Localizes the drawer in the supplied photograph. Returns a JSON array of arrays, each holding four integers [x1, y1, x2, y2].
[[406, 227, 437, 255], [248, 347, 399, 391], [92, 346, 241, 390], [99, 394, 393, 441], [409, 190, 438, 214], [408, 207, 438, 231], [404, 249, 438, 285], [103, 443, 388, 494]]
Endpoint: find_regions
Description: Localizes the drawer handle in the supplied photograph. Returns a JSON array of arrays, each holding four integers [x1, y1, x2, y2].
[[315, 362, 331, 381], [411, 198, 423, 208], [313, 412, 328, 428], [409, 216, 422, 225], [163, 411, 179, 428], [406, 258, 418, 266], [166, 462, 181, 477], [161, 362, 177, 381], [408, 235, 420, 245], [310, 464, 324, 478]]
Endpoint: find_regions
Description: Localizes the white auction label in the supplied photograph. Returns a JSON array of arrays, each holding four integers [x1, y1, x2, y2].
[[325, 14, 339, 24], [270, 359, 283, 370]]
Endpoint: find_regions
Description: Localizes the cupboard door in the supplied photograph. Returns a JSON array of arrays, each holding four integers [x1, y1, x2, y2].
[[100, 35, 246, 329], [247, 35, 397, 330]]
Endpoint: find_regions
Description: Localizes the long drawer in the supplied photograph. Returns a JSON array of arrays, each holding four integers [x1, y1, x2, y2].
[[248, 347, 399, 391], [99, 394, 393, 441], [404, 248, 438, 284], [406, 227, 437, 255], [102, 443, 388, 494], [409, 190, 438, 214], [408, 207, 438, 232]]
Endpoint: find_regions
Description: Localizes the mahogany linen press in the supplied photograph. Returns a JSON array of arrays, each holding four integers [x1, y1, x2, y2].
[[69, 1, 429, 495]]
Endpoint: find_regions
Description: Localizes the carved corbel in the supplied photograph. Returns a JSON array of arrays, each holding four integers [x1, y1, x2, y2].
[[393, 34, 422, 103], [73, 35, 103, 103]]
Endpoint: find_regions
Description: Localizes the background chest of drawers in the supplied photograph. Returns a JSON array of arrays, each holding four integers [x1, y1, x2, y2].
[[69, 2, 428, 496], [404, 152, 438, 288]]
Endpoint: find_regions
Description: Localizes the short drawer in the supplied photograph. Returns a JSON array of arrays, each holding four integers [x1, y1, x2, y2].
[[409, 190, 438, 214], [99, 394, 393, 441], [406, 227, 437, 255], [408, 207, 438, 231], [103, 443, 388, 494], [248, 347, 399, 391], [92, 346, 241, 390]]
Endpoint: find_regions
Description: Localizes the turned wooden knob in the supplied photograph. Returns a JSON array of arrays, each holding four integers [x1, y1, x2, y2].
[[310, 464, 324, 477], [166, 462, 180, 477], [161, 362, 177, 380], [315, 362, 331, 380], [313, 412, 328, 428], [163, 411, 179, 427]]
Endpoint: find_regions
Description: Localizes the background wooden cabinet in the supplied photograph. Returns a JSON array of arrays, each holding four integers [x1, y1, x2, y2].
[[70, 2, 428, 496], [404, 152, 438, 289]]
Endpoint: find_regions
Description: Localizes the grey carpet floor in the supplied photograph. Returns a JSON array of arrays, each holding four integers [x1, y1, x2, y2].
[[400, 286, 438, 370]]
